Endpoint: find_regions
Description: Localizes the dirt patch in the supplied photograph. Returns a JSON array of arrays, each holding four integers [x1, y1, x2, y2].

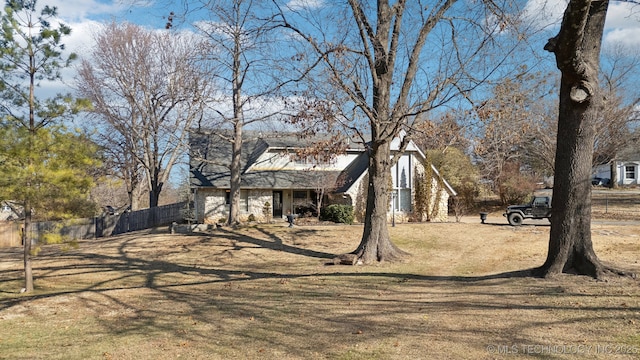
[[1, 221, 639, 359]]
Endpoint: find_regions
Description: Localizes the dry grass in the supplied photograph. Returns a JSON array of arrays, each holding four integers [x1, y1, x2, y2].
[[1, 216, 640, 359]]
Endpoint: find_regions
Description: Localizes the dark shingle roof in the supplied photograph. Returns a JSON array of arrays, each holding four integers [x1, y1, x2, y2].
[[189, 131, 352, 189], [189, 132, 262, 188], [334, 152, 368, 193], [189, 130, 456, 196], [239, 170, 343, 189], [617, 143, 640, 162]]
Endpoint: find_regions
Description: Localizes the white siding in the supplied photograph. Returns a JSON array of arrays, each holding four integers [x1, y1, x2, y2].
[[194, 140, 453, 224], [619, 162, 640, 185], [249, 150, 360, 171], [195, 188, 275, 223]]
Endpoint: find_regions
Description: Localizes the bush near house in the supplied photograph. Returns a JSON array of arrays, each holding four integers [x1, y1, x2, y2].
[[320, 204, 354, 224]]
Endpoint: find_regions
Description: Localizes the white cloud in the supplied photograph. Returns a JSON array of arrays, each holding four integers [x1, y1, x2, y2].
[[26, 1, 151, 97], [46, 0, 128, 23], [67, 20, 103, 55], [286, 0, 324, 11], [605, 2, 640, 31], [522, 0, 640, 48], [603, 3, 640, 47], [603, 27, 640, 48], [521, 0, 566, 31]]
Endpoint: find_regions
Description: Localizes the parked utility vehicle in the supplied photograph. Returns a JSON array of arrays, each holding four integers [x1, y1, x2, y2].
[[503, 196, 552, 226]]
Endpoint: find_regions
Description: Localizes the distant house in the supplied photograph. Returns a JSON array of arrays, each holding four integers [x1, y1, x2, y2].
[[189, 132, 456, 224], [593, 148, 640, 186], [0, 201, 22, 222]]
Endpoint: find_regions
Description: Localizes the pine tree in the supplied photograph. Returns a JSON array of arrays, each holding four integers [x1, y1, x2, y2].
[[0, 0, 95, 292]]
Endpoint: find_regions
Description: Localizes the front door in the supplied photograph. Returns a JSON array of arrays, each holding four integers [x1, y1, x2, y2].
[[272, 191, 283, 218]]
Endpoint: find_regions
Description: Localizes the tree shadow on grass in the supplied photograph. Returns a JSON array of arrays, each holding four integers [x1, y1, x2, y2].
[[212, 226, 336, 260], [1, 229, 638, 360], [0, 222, 574, 306], [480, 221, 550, 227]]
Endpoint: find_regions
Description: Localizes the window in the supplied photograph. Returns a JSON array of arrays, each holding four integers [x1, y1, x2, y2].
[[240, 190, 249, 212], [399, 189, 412, 211], [292, 152, 336, 167], [391, 154, 413, 212], [293, 190, 308, 200], [625, 165, 636, 180], [226, 190, 249, 212], [293, 156, 309, 165], [293, 190, 310, 211]]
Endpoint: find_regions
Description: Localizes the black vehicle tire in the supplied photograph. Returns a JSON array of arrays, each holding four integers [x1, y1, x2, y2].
[[508, 212, 524, 226]]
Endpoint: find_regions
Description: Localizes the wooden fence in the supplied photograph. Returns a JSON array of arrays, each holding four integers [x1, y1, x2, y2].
[[0, 202, 189, 248], [103, 202, 188, 236], [0, 222, 20, 248]]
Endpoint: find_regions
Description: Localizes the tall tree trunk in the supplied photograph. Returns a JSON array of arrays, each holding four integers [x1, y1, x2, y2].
[[228, 123, 242, 226], [228, 24, 243, 226], [609, 161, 617, 188], [353, 141, 407, 263], [149, 172, 162, 208], [22, 205, 33, 292], [24, 46, 35, 293], [539, 74, 600, 276], [536, 0, 631, 278]]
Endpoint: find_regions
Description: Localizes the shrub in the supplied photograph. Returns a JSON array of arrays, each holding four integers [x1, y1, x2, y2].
[[247, 214, 256, 222], [499, 179, 536, 204], [262, 202, 272, 223], [497, 167, 537, 205], [451, 179, 480, 220], [320, 204, 354, 224], [354, 175, 368, 223]]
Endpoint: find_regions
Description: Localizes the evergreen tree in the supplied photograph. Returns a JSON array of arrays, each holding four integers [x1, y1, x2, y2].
[[0, 0, 94, 292]]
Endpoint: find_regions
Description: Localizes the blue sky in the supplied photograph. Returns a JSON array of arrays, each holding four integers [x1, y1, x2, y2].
[[34, 0, 640, 96], [11, 0, 637, 185], [50, 0, 640, 44]]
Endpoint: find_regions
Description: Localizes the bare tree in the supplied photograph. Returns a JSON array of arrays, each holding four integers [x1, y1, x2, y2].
[[472, 72, 554, 196], [94, 132, 145, 210], [521, 97, 558, 179], [522, 44, 640, 185], [190, 0, 286, 225], [76, 22, 210, 208], [275, 1, 523, 263], [536, 0, 633, 278], [594, 42, 640, 184], [413, 112, 470, 154]]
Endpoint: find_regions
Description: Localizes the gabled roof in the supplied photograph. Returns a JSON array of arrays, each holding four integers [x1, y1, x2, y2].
[[190, 131, 351, 189], [334, 152, 368, 193], [617, 146, 640, 162], [332, 151, 457, 196], [189, 132, 261, 188], [190, 130, 456, 196], [0, 201, 23, 221]]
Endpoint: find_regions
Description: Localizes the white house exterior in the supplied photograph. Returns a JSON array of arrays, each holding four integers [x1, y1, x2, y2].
[[189, 132, 456, 224], [0, 201, 21, 222], [594, 161, 639, 186]]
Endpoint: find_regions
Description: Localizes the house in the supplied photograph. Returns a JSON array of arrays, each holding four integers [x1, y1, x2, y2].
[[593, 148, 640, 186], [189, 132, 456, 224], [0, 201, 22, 222]]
